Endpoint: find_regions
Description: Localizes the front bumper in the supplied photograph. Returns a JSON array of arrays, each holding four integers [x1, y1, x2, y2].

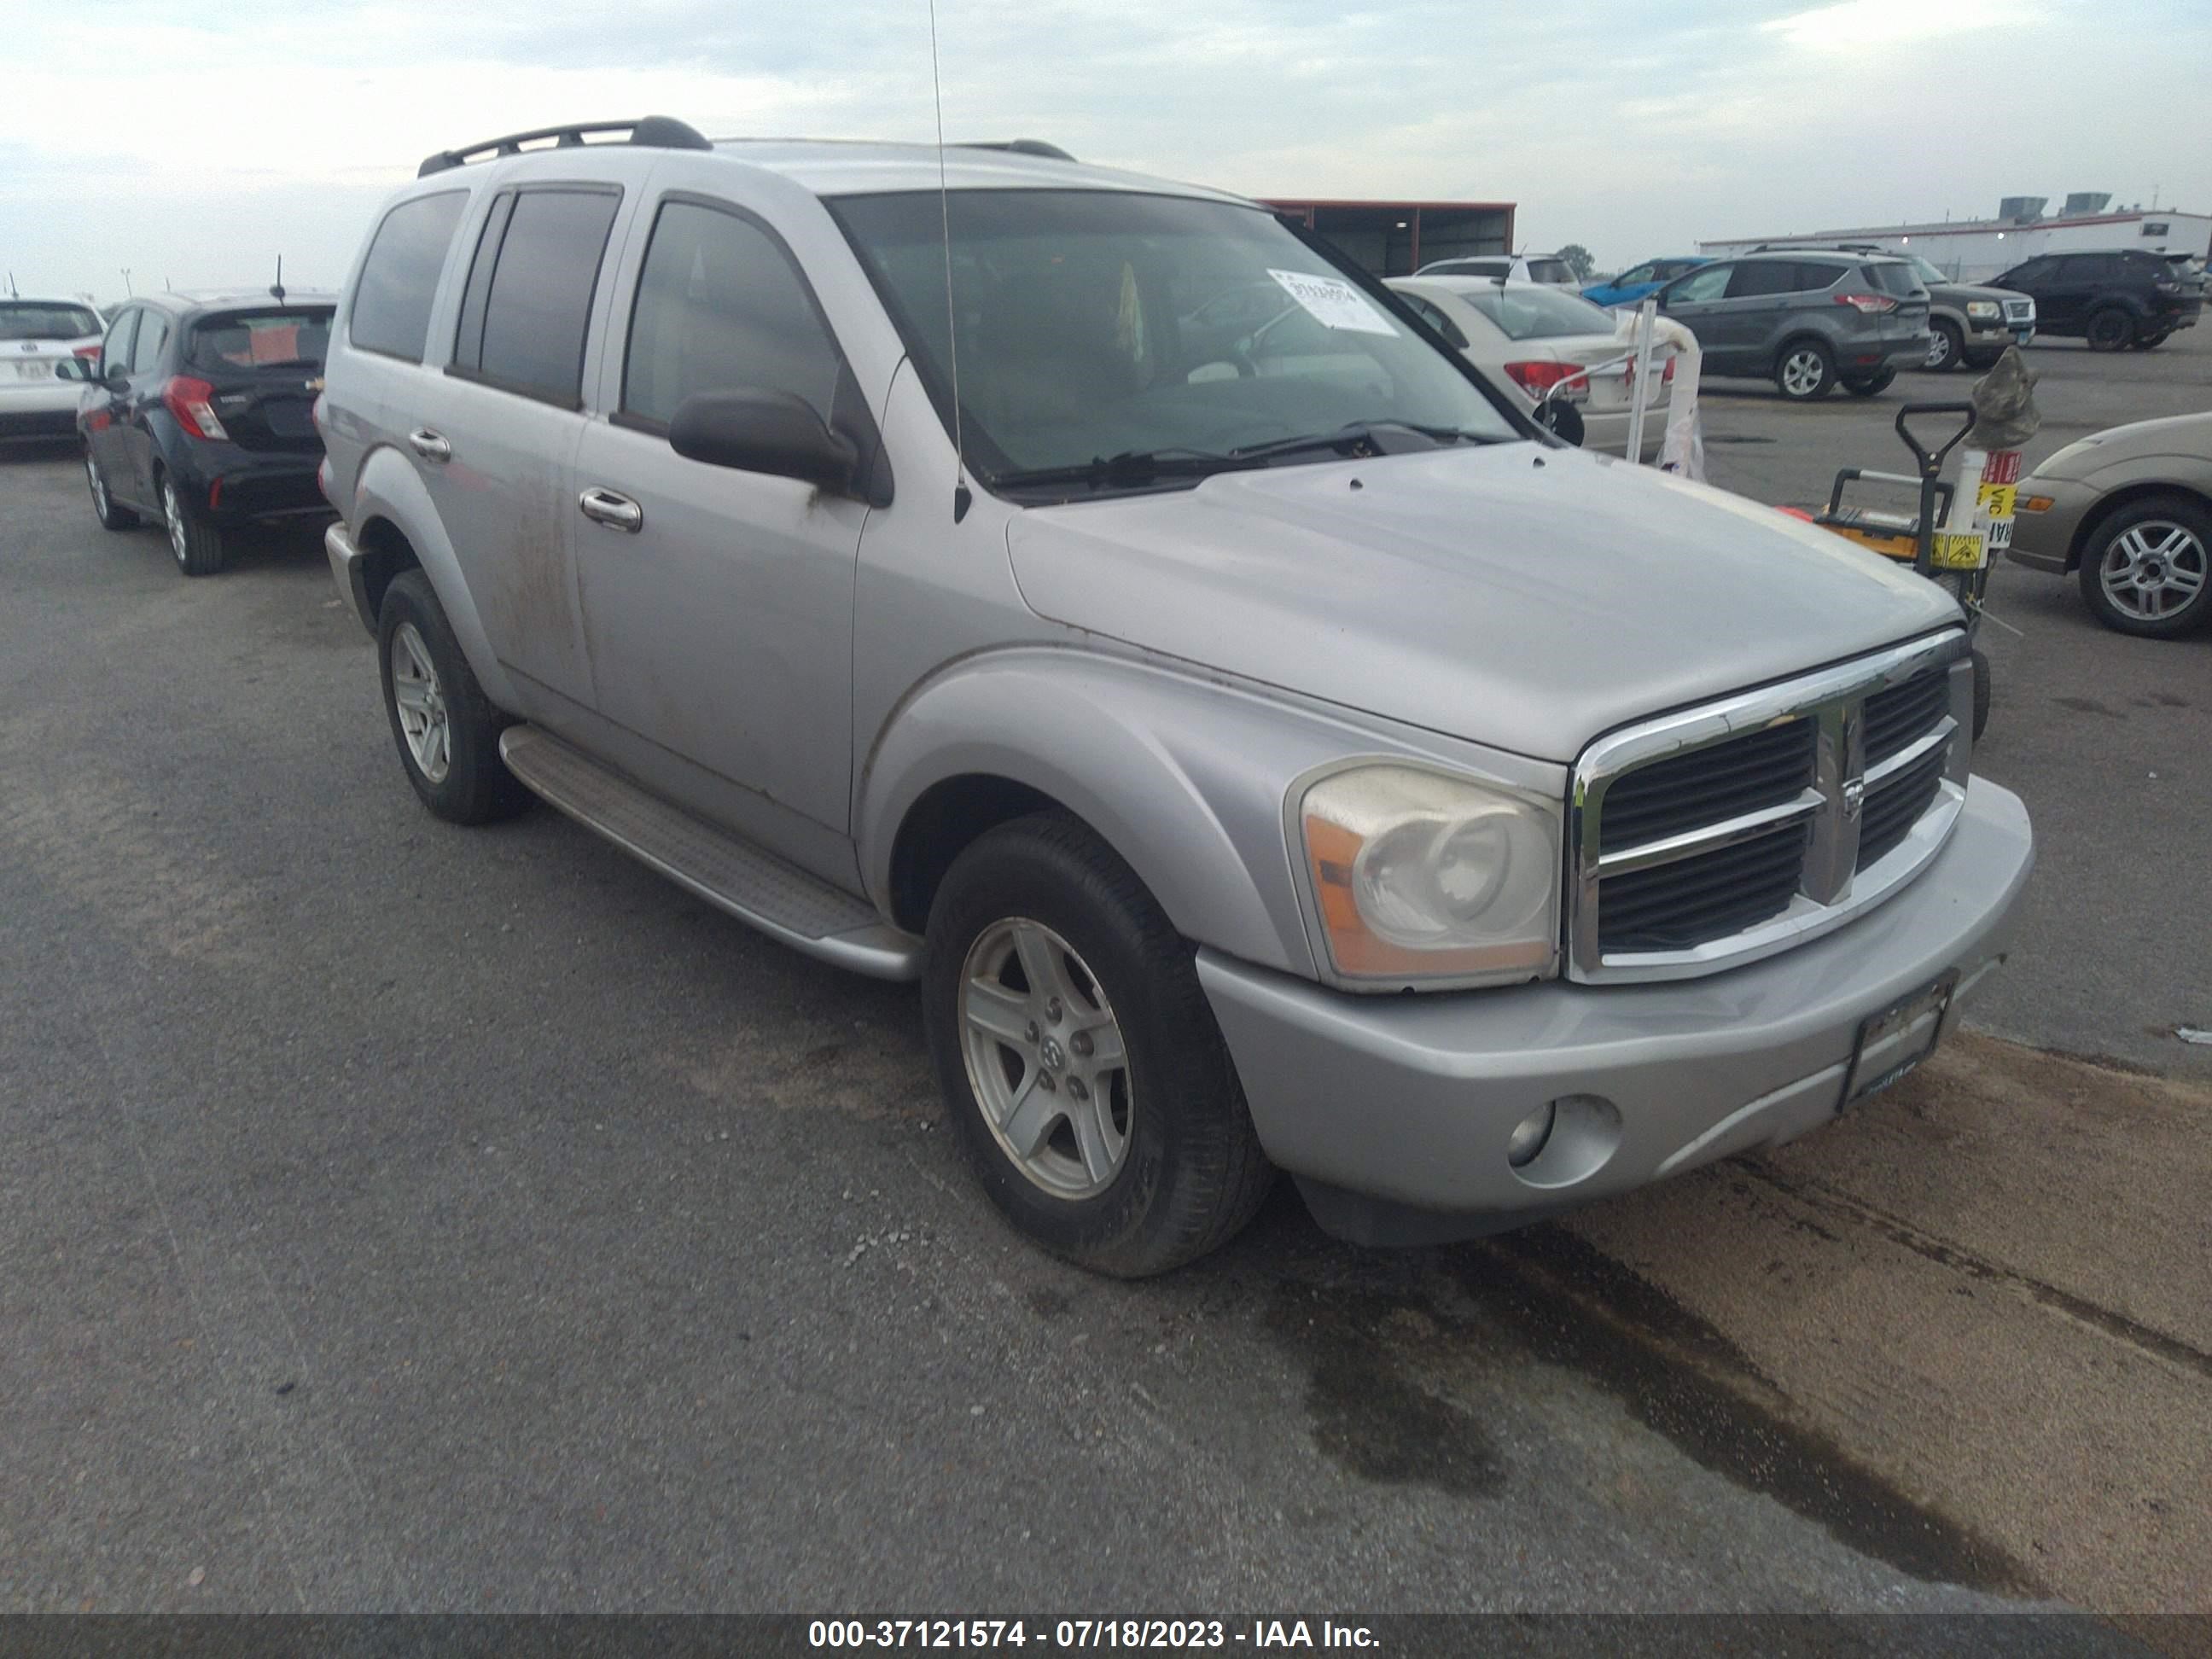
[[1199, 777, 2032, 1245], [2005, 474, 2098, 573]]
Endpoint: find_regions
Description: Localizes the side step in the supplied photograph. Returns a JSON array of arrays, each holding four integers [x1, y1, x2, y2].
[[498, 726, 921, 981]]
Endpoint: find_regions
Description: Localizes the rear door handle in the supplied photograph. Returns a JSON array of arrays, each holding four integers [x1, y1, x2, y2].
[[578, 486, 643, 533], [407, 428, 451, 463]]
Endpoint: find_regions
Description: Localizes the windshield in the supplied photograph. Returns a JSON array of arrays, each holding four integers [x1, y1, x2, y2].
[[1901, 254, 1948, 284], [1452, 284, 1618, 341], [0, 303, 101, 341], [830, 189, 1520, 493], [186, 309, 335, 371]]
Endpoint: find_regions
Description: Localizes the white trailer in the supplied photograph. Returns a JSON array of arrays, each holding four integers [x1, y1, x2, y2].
[[1700, 209, 2211, 285]]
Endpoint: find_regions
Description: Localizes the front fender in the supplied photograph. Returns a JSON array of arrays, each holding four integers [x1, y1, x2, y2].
[[858, 648, 1569, 982], [351, 443, 519, 711]]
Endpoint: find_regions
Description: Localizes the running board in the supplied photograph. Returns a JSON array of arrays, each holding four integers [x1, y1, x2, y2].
[[498, 726, 921, 981]]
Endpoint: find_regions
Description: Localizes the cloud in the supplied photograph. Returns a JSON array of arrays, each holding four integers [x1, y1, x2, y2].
[[1, 0, 2203, 300]]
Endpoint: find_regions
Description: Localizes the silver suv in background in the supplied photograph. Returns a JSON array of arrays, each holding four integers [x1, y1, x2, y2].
[[318, 118, 2030, 1274], [1654, 250, 1932, 399]]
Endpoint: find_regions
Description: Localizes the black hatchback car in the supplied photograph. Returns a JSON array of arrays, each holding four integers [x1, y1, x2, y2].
[[60, 288, 335, 574], [1988, 249, 2202, 352]]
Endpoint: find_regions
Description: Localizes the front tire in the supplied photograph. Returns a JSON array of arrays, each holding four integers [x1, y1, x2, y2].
[[1970, 648, 1991, 741], [2076, 496, 2211, 637], [160, 473, 225, 576], [85, 451, 138, 530], [1775, 341, 1837, 401], [2085, 308, 2135, 352], [376, 569, 532, 823], [923, 813, 1273, 1277], [1842, 366, 1896, 397], [1924, 321, 1963, 372]]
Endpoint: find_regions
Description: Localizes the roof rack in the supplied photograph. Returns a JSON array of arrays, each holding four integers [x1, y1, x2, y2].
[[953, 139, 1077, 162], [417, 115, 713, 178]]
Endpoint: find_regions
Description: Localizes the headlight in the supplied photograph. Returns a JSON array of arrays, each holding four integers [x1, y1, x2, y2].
[[1965, 300, 2000, 319], [1297, 764, 1559, 985]]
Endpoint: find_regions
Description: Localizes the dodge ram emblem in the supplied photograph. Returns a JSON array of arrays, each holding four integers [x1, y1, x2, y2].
[[1842, 777, 1866, 821]]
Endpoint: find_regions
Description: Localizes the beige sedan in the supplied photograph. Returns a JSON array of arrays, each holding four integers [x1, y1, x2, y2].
[[1387, 276, 1684, 459], [2008, 410, 2212, 637]]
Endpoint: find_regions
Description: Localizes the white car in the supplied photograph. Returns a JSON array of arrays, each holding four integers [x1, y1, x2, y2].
[[1388, 276, 1683, 458], [0, 297, 104, 440], [1413, 253, 1580, 288]]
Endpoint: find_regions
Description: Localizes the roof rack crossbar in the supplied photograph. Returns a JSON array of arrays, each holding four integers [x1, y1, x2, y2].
[[952, 139, 1077, 163], [417, 115, 713, 178]]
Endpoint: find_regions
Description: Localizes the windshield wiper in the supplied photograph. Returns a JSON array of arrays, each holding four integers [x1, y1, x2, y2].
[[1231, 420, 1504, 461], [992, 449, 1265, 492]]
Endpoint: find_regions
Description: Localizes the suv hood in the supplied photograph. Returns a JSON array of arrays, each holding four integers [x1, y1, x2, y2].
[[1935, 281, 2027, 304], [1007, 445, 1961, 763]]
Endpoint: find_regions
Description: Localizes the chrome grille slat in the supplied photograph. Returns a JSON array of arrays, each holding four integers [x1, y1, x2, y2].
[[1569, 634, 1970, 983]]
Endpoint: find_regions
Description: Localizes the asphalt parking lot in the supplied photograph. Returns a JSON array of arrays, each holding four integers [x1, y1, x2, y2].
[[1, 333, 2206, 1626]]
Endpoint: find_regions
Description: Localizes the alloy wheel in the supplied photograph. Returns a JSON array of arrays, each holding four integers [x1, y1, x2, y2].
[[958, 917, 1133, 1200], [1924, 328, 1954, 370], [2098, 521, 2207, 622], [85, 454, 109, 517], [388, 621, 452, 783], [1781, 349, 1826, 397], [162, 480, 189, 568]]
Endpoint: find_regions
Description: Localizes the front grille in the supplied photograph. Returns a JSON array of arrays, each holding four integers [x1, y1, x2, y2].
[[1597, 719, 1813, 853], [1864, 671, 1949, 764], [1858, 742, 1948, 869], [1569, 642, 1969, 981], [2003, 298, 2034, 323], [1599, 821, 1810, 952]]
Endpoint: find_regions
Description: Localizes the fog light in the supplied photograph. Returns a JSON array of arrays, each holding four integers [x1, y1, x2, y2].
[[1506, 1101, 1557, 1167]]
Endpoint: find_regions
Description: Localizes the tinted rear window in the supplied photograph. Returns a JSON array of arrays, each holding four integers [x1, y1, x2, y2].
[[1428, 259, 1508, 276], [1860, 262, 1920, 296], [1726, 261, 1805, 299], [350, 190, 467, 362], [1456, 284, 1616, 341], [187, 310, 335, 372], [460, 187, 621, 405], [0, 303, 101, 341], [1525, 259, 1574, 284]]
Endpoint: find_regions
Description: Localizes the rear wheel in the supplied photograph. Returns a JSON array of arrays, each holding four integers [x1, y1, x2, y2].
[[160, 473, 225, 576], [376, 569, 533, 822], [85, 451, 138, 530], [923, 812, 1273, 1277], [1775, 341, 1837, 401], [1924, 320, 1963, 372], [2085, 307, 2135, 352], [2076, 495, 2211, 637], [1842, 366, 1896, 397]]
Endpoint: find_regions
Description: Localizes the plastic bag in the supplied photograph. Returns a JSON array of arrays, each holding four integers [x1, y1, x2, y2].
[[1969, 346, 2041, 451]]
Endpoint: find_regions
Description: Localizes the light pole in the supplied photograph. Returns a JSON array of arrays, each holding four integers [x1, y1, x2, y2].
[[120, 268, 133, 296]]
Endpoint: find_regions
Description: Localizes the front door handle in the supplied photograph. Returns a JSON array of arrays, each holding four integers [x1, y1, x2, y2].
[[578, 486, 643, 533], [407, 428, 451, 463]]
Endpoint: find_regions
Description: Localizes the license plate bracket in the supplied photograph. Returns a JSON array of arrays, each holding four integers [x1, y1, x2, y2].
[[1842, 972, 1957, 1107]]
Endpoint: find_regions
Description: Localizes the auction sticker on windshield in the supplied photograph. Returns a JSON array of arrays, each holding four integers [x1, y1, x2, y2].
[[1266, 269, 1398, 335]]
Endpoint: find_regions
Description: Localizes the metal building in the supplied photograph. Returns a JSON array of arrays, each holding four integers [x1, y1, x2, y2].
[[1260, 199, 1517, 279], [1699, 204, 2210, 285]]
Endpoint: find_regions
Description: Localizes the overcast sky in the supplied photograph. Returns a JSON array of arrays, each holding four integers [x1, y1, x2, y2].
[[5, 0, 2206, 304]]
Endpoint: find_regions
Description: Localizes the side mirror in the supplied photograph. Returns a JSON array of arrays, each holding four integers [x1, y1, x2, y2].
[[53, 357, 95, 383], [1535, 399, 1585, 447], [668, 388, 859, 495]]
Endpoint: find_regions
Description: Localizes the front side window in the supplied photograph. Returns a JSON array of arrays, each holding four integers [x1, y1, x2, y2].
[[188, 310, 335, 372], [1668, 264, 1733, 303], [458, 187, 621, 405], [130, 314, 169, 375], [99, 311, 137, 378], [0, 303, 102, 341], [622, 200, 844, 426], [1614, 264, 1655, 287], [830, 189, 1519, 493], [351, 189, 468, 362]]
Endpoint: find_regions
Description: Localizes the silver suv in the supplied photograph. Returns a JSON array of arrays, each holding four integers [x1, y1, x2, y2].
[[320, 117, 2032, 1274], [1655, 250, 1933, 400]]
